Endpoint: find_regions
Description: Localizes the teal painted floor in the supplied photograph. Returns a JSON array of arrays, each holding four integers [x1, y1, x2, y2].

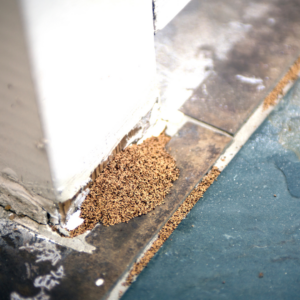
[[122, 80, 300, 300]]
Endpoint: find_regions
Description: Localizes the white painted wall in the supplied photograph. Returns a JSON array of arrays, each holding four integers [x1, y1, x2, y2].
[[155, 0, 191, 30], [19, 0, 157, 201]]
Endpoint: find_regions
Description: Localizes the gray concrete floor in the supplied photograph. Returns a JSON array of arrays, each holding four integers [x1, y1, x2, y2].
[[122, 79, 300, 300]]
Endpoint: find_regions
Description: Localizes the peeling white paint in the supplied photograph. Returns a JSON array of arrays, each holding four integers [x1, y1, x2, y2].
[[65, 210, 84, 231], [62, 188, 89, 231]]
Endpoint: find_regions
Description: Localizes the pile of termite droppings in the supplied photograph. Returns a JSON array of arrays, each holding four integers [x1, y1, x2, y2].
[[125, 166, 221, 285], [70, 133, 179, 237]]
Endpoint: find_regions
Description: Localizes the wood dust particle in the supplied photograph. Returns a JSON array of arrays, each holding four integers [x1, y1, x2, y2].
[[5, 205, 11, 211], [263, 56, 300, 110], [70, 133, 179, 237], [124, 166, 221, 285], [258, 272, 264, 278]]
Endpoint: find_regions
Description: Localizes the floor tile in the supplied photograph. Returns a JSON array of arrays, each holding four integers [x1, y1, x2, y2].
[[180, 0, 300, 134]]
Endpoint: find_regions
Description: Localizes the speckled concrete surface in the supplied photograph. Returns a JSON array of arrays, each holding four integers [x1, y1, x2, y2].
[[121, 80, 300, 300]]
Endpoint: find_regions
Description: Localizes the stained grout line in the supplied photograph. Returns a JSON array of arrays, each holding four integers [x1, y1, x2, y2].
[[163, 110, 232, 138], [183, 114, 233, 138], [108, 59, 300, 300]]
